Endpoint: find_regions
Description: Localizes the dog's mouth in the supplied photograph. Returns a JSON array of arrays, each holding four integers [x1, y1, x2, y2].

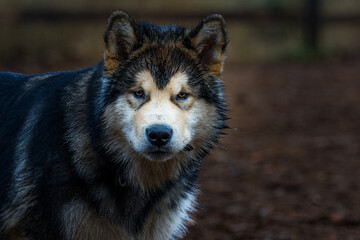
[[144, 150, 173, 161], [142, 144, 194, 161]]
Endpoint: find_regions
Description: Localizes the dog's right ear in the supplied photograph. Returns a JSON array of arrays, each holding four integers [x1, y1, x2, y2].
[[104, 11, 138, 72]]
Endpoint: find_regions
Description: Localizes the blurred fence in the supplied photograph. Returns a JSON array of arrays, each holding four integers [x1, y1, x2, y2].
[[10, 0, 360, 49], [1, 0, 360, 71]]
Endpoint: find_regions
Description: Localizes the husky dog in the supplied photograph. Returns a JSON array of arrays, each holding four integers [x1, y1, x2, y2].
[[0, 11, 228, 240]]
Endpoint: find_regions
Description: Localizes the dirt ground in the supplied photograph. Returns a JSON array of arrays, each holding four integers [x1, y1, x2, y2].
[[1, 58, 359, 240], [186, 59, 360, 240]]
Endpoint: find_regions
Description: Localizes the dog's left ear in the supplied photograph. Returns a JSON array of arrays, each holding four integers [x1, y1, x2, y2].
[[104, 11, 138, 72], [186, 14, 227, 76]]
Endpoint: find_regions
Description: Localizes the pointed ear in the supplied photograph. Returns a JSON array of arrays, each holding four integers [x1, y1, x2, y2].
[[104, 11, 138, 72], [186, 14, 227, 76]]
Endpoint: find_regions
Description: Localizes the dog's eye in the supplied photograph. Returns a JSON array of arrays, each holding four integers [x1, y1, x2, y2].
[[176, 91, 189, 100], [133, 90, 145, 99]]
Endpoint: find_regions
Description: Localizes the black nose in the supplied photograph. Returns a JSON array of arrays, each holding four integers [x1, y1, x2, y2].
[[146, 124, 173, 147]]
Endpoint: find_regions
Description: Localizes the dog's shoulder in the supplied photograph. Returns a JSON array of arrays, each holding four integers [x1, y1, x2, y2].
[[0, 72, 26, 105]]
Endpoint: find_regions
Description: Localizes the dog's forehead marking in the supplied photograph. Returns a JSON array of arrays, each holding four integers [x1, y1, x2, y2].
[[135, 70, 189, 95], [167, 72, 189, 93], [135, 70, 154, 91]]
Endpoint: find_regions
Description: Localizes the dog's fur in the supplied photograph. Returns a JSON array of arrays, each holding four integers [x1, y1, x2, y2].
[[0, 11, 228, 240]]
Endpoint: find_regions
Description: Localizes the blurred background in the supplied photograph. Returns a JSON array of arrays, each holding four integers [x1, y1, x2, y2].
[[1, 0, 360, 239]]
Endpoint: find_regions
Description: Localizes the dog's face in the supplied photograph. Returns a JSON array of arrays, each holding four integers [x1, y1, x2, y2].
[[100, 11, 228, 163], [121, 70, 195, 161]]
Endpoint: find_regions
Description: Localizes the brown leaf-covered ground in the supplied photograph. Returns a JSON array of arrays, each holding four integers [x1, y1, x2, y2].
[[186, 59, 360, 240]]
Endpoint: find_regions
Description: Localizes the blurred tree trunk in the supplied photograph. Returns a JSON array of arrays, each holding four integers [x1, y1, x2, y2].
[[304, 0, 321, 50]]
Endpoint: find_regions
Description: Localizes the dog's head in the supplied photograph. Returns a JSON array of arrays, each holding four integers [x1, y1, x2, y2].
[[99, 11, 228, 163]]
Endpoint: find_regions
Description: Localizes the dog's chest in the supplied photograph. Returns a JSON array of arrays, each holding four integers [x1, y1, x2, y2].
[[62, 190, 196, 240], [139, 191, 196, 240]]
